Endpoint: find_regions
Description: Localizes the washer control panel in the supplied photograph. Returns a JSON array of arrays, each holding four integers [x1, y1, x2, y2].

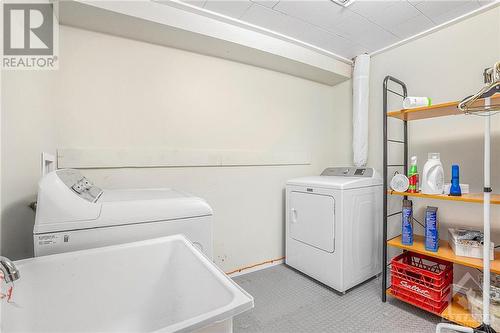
[[56, 169, 103, 202], [320, 167, 374, 178]]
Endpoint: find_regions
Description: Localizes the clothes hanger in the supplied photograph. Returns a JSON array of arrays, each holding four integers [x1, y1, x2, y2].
[[458, 61, 500, 114]]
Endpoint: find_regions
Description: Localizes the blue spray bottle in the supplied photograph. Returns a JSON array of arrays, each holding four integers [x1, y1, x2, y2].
[[449, 164, 461, 196]]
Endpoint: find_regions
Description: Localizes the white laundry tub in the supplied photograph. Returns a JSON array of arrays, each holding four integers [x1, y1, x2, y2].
[[1, 235, 253, 333]]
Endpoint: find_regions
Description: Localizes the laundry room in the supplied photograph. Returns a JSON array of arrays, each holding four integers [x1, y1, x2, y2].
[[1, 1, 500, 333]]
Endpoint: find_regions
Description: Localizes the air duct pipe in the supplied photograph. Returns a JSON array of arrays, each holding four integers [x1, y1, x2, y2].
[[352, 54, 370, 167]]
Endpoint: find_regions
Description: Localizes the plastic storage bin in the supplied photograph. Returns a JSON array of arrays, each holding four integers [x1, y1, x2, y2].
[[391, 251, 453, 314], [466, 288, 500, 331], [448, 228, 494, 260], [480, 273, 500, 303]]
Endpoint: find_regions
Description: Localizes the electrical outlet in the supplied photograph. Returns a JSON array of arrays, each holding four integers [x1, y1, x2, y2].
[[41, 152, 55, 177]]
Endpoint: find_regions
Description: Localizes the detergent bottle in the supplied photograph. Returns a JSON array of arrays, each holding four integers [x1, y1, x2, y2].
[[421, 153, 444, 194]]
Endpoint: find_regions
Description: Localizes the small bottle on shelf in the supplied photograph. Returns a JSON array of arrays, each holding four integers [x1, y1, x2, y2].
[[401, 199, 413, 245], [449, 165, 462, 196], [408, 156, 419, 193]]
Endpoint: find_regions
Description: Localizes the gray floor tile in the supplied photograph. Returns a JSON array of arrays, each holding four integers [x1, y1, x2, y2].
[[233, 264, 443, 333]]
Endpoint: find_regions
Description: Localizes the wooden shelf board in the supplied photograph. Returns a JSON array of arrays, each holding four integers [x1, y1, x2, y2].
[[442, 294, 481, 328], [387, 235, 500, 274], [387, 94, 500, 121], [388, 190, 500, 205], [387, 288, 480, 328]]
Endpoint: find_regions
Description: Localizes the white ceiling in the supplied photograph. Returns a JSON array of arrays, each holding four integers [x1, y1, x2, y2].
[[179, 0, 494, 60]]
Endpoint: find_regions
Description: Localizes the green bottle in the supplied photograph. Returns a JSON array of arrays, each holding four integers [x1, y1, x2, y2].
[[408, 156, 418, 193]]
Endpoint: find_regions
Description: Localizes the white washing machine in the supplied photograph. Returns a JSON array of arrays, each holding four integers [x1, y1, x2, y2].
[[34, 169, 213, 258], [286, 167, 383, 293]]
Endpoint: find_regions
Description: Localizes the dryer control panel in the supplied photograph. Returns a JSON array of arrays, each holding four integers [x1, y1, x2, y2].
[[321, 167, 375, 177]]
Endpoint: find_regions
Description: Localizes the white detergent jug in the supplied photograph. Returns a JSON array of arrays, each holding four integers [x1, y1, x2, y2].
[[421, 153, 444, 194]]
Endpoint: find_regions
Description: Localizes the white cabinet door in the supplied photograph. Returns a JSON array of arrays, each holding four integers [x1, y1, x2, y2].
[[289, 191, 335, 253]]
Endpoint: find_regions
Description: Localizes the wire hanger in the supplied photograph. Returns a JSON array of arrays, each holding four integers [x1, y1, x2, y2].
[[458, 61, 500, 114]]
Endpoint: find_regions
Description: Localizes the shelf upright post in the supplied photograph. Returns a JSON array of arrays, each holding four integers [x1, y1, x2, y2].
[[382, 76, 407, 302]]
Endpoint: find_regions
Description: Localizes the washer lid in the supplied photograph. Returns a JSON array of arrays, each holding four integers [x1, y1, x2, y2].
[[34, 188, 213, 234], [98, 188, 190, 202]]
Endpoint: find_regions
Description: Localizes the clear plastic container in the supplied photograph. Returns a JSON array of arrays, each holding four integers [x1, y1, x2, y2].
[[466, 288, 500, 330]]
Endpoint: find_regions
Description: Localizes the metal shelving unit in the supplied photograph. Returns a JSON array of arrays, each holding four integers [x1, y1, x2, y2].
[[381, 76, 408, 303], [380, 75, 500, 328]]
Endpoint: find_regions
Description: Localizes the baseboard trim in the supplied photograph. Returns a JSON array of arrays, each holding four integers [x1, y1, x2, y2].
[[226, 257, 285, 277]]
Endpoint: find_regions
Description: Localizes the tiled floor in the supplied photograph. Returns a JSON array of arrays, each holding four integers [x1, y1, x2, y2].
[[233, 264, 442, 333]]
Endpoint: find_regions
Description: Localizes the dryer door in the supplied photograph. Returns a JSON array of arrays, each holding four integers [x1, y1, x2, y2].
[[289, 191, 335, 253]]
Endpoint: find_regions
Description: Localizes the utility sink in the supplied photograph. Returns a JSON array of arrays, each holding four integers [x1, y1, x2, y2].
[[2, 235, 253, 332]]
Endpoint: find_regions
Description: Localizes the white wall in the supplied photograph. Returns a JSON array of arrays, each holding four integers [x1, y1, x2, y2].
[[1, 71, 58, 260], [368, 6, 500, 281], [6, 6, 496, 277], [1, 25, 352, 270]]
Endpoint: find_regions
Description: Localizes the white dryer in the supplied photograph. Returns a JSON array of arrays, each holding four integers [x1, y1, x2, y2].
[[34, 169, 213, 258], [286, 167, 382, 293]]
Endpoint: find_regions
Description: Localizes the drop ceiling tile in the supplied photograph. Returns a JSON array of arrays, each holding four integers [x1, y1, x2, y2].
[[365, 1, 422, 31], [273, 0, 351, 32], [359, 33, 399, 51], [353, 28, 398, 51], [204, 0, 253, 18], [326, 10, 376, 37], [433, 1, 482, 24], [330, 11, 399, 50], [241, 3, 361, 58], [477, 0, 496, 6], [413, 0, 480, 24], [388, 13, 435, 39], [179, 0, 207, 7], [179, 0, 488, 61], [348, 1, 402, 18], [250, 0, 279, 9]]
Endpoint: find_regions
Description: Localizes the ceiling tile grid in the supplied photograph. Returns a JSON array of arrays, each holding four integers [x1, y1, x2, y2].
[[242, 3, 366, 58], [181, 0, 492, 59]]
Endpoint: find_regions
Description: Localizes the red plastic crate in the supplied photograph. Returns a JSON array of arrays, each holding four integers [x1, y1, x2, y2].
[[392, 272, 452, 300], [391, 284, 451, 315], [391, 251, 453, 314]]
